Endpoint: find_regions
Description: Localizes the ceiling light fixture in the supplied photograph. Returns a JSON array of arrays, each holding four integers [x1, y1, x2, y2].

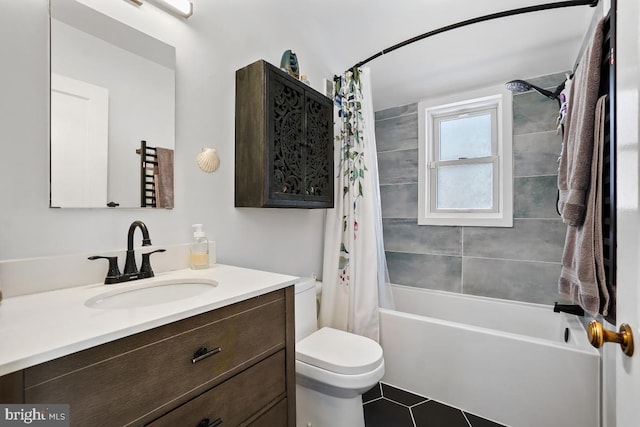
[[144, 0, 193, 18]]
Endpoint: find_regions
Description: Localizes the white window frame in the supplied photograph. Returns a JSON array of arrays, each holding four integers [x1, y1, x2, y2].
[[418, 86, 513, 227]]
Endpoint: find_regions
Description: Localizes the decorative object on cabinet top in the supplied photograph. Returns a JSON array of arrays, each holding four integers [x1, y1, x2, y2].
[[280, 49, 300, 79]]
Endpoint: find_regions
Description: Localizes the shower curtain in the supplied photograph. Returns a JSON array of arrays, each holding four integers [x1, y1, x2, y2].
[[318, 67, 393, 342]]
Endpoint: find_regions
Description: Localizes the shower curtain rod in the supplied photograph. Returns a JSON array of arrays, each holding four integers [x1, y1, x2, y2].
[[345, 0, 599, 72]]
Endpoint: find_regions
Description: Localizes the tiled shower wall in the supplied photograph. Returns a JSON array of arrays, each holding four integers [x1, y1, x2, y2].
[[375, 73, 571, 305]]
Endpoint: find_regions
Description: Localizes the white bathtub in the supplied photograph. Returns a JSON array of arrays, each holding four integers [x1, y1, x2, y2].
[[379, 285, 600, 427]]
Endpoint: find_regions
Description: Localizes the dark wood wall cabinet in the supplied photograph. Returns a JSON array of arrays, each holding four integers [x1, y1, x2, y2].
[[235, 60, 334, 208], [0, 288, 296, 427]]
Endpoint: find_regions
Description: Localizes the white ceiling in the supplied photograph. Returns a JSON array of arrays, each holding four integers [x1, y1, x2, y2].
[[274, 0, 598, 110]]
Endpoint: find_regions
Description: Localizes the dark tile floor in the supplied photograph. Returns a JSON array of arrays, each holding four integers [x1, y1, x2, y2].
[[363, 383, 506, 427]]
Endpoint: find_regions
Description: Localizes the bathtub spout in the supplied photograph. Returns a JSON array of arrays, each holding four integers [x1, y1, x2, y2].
[[554, 303, 585, 316]]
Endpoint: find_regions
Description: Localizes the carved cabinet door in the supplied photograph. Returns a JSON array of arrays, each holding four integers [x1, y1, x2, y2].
[[304, 90, 333, 206], [267, 70, 333, 207], [268, 72, 305, 203]]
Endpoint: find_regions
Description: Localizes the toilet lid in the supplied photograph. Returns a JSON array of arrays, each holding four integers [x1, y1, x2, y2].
[[296, 327, 383, 375]]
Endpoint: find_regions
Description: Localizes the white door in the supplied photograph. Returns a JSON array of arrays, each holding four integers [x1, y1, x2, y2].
[[50, 73, 109, 208], [613, 0, 640, 425]]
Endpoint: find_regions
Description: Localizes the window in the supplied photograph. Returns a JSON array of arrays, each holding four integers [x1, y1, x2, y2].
[[418, 87, 513, 227]]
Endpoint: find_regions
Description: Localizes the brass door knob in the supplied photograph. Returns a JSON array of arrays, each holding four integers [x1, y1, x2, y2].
[[587, 320, 634, 356]]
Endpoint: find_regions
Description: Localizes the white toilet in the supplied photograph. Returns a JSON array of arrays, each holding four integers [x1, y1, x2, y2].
[[294, 279, 385, 427]]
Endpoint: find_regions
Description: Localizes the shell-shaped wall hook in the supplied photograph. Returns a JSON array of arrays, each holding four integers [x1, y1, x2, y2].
[[196, 148, 220, 173]]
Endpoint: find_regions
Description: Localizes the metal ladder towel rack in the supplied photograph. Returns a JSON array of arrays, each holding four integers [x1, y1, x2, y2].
[[136, 140, 158, 208], [599, 5, 616, 323]]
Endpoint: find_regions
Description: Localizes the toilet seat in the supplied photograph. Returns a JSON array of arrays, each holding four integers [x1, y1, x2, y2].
[[296, 327, 384, 375]]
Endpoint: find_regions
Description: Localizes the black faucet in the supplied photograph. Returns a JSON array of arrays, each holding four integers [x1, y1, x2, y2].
[[553, 302, 585, 316], [89, 220, 165, 284], [124, 220, 152, 275]]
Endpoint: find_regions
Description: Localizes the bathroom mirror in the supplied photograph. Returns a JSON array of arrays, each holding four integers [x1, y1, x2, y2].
[[49, 0, 176, 208]]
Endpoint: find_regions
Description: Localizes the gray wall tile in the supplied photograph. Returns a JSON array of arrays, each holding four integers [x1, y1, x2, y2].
[[524, 72, 569, 91], [378, 148, 419, 185], [375, 72, 570, 305], [463, 219, 566, 262], [380, 184, 418, 219], [513, 92, 559, 135], [463, 257, 570, 305], [383, 219, 461, 255], [513, 131, 562, 177], [386, 251, 461, 292], [375, 103, 417, 121], [375, 113, 418, 152], [514, 175, 560, 219]]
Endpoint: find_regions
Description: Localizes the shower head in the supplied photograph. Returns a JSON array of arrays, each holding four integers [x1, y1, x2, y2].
[[505, 79, 533, 92], [505, 79, 563, 101]]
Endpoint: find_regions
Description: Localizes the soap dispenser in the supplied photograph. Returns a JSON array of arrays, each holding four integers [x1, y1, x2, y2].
[[190, 224, 209, 270]]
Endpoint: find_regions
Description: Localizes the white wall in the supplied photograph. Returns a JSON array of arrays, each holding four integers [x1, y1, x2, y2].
[[0, 0, 334, 281]]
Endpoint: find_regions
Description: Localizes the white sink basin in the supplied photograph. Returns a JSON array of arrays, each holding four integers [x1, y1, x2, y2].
[[85, 278, 218, 309]]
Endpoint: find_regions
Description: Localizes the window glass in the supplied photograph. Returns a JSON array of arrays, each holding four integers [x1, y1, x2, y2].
[[438, 113, 492, 161], [436, 163, 493, 209]]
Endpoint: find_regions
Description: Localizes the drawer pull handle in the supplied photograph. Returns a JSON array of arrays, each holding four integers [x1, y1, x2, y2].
[[196, 417, 222, 427], [191, 346, 221, 364]]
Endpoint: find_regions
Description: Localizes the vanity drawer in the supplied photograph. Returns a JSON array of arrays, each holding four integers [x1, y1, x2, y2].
[[247, 398, 288, 426], [0, 370, 23, 404], [24, 290, 286, 426], [147, 350, 286, 427]]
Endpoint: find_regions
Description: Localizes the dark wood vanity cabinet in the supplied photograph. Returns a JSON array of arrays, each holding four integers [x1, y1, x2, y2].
[[0, 288, 296, 427], [235, 60, 334, 208]]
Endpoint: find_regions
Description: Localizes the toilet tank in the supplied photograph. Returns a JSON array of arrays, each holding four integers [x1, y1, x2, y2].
[[294, 279, 319, 342]]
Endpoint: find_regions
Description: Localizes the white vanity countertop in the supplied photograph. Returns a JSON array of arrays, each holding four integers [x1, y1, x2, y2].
[[0, 264, 298, 376]]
